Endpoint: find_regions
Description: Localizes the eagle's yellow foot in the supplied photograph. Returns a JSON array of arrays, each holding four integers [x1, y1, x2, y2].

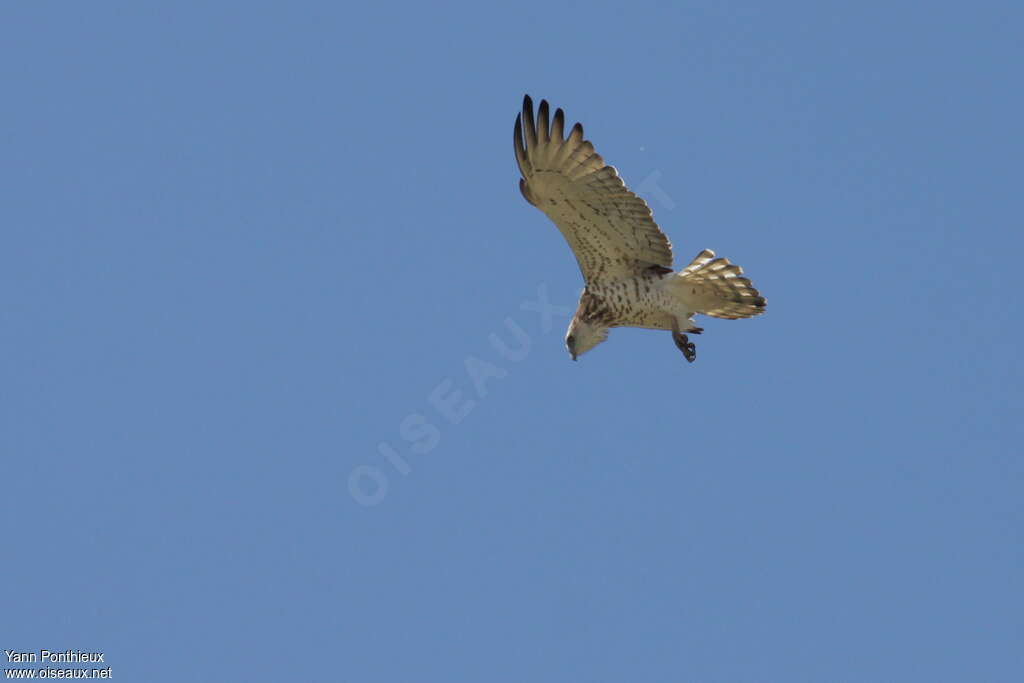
[[673, 331, 696, 363]]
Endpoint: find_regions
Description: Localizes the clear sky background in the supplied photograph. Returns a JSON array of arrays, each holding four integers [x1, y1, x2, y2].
[[3, 2, 1021, 681]]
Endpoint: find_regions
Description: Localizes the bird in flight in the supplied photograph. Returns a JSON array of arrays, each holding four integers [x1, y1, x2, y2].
[[513, 95, 766, 363]]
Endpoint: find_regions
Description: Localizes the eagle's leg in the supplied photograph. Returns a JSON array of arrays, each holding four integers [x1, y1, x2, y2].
[[671, 323, 697, 363]]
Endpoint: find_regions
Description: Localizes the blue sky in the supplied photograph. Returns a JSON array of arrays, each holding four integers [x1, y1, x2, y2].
[[3, 2, 1021, 681]]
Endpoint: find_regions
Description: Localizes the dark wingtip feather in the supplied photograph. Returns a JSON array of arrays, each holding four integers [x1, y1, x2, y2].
[[521, 95, 537, 147], [513, 112, 529, 174], [552, 107, 565, 140], [537, 99, 550, 143]]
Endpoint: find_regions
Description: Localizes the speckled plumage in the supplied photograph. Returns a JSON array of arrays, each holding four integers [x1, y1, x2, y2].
[[514, 95, 766, 362]]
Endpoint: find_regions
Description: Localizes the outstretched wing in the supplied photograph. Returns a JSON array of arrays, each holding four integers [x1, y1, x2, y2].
[[514, 95, 673, 283]]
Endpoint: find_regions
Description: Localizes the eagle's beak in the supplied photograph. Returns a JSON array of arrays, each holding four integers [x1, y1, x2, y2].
[[571, 353, 577, 361]]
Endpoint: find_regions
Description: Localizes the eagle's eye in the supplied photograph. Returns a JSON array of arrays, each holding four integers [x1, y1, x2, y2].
[[566, 334, 576, 350]]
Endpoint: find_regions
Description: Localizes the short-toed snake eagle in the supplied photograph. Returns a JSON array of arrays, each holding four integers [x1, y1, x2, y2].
[[514, 95, 766, 362]]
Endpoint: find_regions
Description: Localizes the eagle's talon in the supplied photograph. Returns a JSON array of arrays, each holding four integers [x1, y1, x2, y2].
[[672, 331, 697, 363]]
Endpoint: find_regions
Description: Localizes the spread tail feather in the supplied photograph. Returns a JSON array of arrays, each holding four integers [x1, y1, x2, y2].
[[673, 249, 766, 320]]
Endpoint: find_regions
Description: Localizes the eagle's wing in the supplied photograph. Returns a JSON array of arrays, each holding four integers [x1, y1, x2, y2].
[[514, 95, 673, 284]]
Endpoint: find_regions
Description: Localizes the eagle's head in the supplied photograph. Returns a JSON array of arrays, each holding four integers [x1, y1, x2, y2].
[[565, 319, 608, 361]]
